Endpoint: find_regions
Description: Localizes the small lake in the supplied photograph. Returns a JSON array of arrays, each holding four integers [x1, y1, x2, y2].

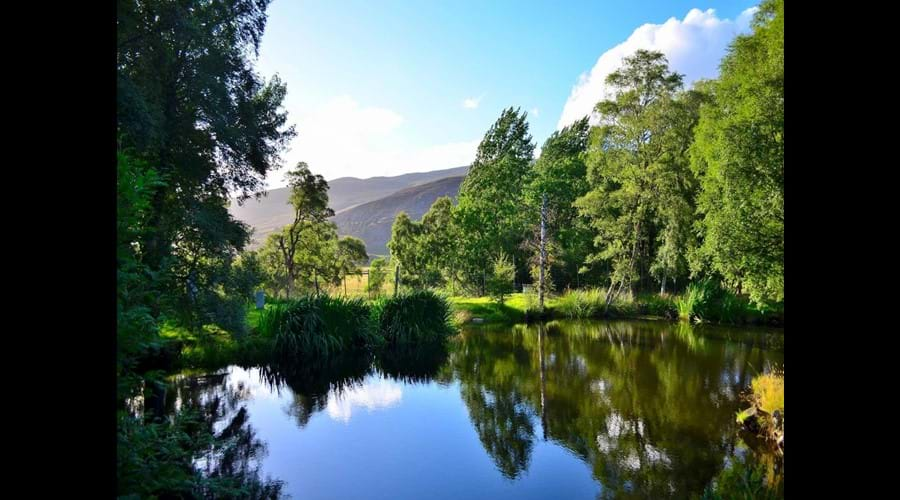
[[160, 319, 784, 499]]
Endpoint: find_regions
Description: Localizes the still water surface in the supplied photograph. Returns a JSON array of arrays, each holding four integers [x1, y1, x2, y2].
[[166, 319, 784, 499]]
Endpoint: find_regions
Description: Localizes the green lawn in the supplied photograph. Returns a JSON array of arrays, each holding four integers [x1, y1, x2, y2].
[[449, 293, 555, 324]]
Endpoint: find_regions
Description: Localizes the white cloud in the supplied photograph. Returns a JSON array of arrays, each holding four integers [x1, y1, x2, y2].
[[530, 107, 539, 117], [270, 95, 478, 186], [462, 96, 482, 109], [557, 7, 759, 129]]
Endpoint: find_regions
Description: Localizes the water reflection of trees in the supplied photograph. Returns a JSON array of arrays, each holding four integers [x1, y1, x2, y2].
[[375, 342, 449, 385], [167, 370, 285, 498], [452, 320, 783, 498]]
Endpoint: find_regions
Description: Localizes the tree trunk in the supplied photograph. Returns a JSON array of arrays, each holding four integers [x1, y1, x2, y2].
[[539, 193, 547, 311], [604, 278, 616, 307], [394, 263, 400, 297], [286, 263, 294, 299], [482, 267, 486, 297], [344, 276, 347, 296]]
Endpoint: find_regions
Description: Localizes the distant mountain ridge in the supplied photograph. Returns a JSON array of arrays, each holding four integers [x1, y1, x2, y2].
[[332, 175, 464, 256], [229, 166, 468, 251]]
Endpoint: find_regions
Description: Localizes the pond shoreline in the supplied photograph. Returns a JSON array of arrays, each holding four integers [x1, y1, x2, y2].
[[450, 293, 784, 328], [147, 319, 784, 499]]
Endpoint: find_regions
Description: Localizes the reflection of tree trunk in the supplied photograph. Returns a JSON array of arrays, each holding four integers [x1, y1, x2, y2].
[[539, 193, 547, 311], [539, 324, 547, 441], [145, 382, 167, 423], [661, 275, 666, 295]]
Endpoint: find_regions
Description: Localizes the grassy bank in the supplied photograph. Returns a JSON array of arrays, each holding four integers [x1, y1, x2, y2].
[[161, 291, 455, 370], [450, 287, 782, 327]]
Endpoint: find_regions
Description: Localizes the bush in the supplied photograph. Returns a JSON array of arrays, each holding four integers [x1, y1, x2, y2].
[[675, 279, 766, 324], [372, 290, 455, 345], [272, 295, 377, 360]]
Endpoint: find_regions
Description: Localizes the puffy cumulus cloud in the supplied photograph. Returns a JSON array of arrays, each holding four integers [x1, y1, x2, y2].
[[270, 95, 478, 186], [557, 6, 759, 129]]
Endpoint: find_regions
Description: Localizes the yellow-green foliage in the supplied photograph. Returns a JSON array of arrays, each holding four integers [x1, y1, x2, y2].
[[449, 294, 528, 323], [751, 371, 784, 414], [554, 288, 606, 318]]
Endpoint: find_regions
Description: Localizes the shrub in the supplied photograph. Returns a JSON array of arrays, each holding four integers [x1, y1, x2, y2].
[[272, 295, 376, 360], [372, 290, 455, 345]]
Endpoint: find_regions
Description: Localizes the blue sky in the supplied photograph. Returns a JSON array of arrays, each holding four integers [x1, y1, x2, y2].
[[255, 0, 758, 185]]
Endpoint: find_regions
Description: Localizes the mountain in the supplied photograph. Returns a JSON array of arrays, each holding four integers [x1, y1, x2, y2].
[[328, 166, 467, 213], [229, 166, 467, 248], [230, 166, 468, 249], [332, 176, 464, 256]]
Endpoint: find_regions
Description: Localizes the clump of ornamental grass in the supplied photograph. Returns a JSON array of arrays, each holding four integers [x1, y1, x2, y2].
[[272, 295, 377, 360], [371, 290, 455, 345]]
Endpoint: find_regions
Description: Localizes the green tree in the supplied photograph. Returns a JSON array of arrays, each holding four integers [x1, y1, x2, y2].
[[367, 257, 389, 297], [526, 117, 593, 289], [455, 107, 535, 294], [418, 196, 458, 287], [387, 212, 424, 290], [259, 232, 289, 299], [118, 0, 294, 318], [117, 149, 165, 401], [690, 0, 784, 305], [487, 252, 515, 304], [273, 162, 334, 298], [576, 50, 701, 304], [334, 236, 369, 295], [231, 250, 267, 300]]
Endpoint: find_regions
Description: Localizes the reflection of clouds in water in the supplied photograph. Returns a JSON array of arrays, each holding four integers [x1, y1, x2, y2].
[[326, 376, 403, 423], [591, 379, 611, 405], [596, 412, 671, 469], [227, 367, 282, 401]]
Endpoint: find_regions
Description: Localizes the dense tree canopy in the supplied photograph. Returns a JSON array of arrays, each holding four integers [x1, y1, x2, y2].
[[390, 5, 783, 308], [455, 107, 536, 293], [575, 50, 701, 302], [690, 0, 784, 305], [117, 0, 294, 328], [526, 117, 593, 288]]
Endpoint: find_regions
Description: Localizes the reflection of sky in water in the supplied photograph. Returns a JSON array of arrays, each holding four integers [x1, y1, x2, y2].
[[326, 375, 403, 423], [162, 320, 783, 500]]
